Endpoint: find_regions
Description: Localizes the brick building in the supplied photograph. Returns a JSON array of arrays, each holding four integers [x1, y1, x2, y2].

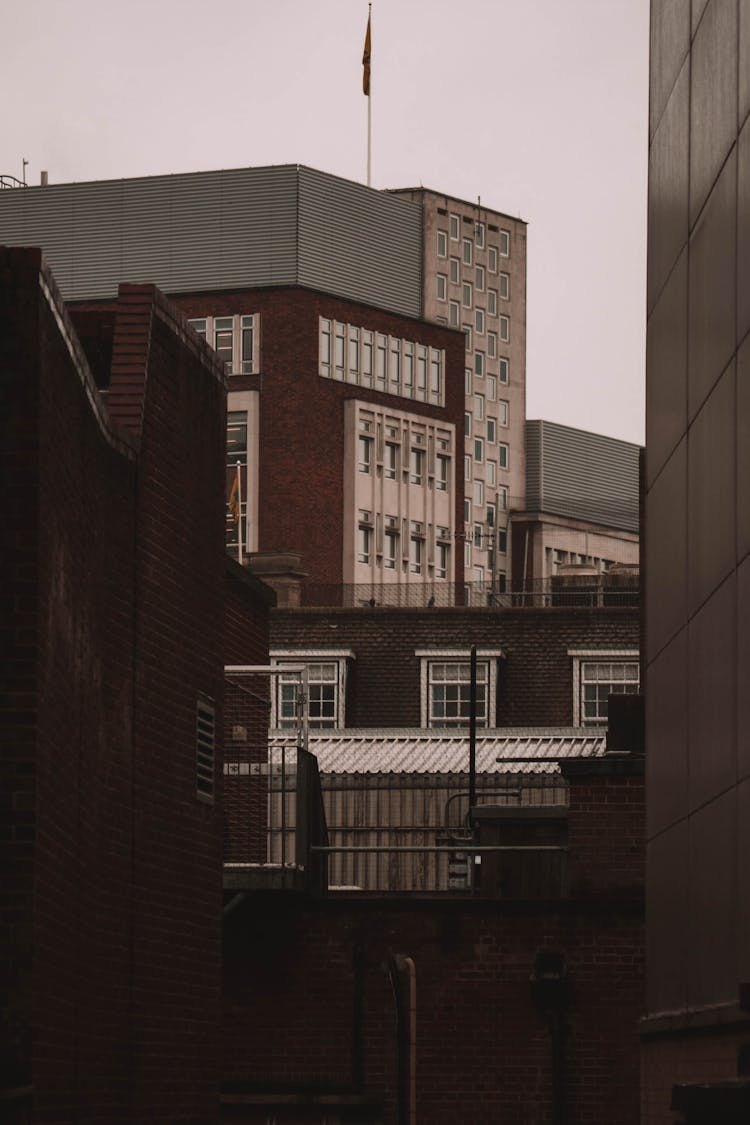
[[0, 248, 272, 1122]]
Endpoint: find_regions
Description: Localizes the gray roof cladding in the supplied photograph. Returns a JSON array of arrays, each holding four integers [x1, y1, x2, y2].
[[525, 419, 642, 533], [0, 164, 423, 316], [269, 728, 605, 774]]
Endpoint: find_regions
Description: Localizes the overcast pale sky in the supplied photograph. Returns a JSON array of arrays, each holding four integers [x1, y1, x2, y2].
[[2, 0, 649, 444]]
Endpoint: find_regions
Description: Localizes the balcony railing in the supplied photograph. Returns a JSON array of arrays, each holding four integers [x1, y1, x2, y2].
[[295, 577, 639, 610]]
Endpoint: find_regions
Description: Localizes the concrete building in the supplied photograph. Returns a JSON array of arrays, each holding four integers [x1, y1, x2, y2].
[[0, 165, 525, 602], [512, 419, 641, 588], [642, 0, 750, 1120], [391, 188, 528, 594]]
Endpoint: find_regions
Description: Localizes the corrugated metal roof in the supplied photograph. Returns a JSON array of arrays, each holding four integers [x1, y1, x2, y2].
[[524, 419, 641, 532], [269, 728, 605, 775]]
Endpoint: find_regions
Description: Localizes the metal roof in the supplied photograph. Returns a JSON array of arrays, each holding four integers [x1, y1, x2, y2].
[[269, 728, 606, 775]]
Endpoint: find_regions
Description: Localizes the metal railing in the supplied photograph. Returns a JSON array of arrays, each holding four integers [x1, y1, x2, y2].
[[296, 578, 639, 610]]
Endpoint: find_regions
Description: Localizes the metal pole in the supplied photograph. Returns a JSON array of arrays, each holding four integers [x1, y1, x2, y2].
[[367, 4, 372, 186], [469, 644, 477, 815]]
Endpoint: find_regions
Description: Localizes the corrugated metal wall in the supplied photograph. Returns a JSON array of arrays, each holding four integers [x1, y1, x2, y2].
[[525, 419, 641, 531], [0, 164, 423, 315]]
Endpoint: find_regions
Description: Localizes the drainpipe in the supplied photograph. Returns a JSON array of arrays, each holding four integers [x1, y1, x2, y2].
[[388, 955, 417, 1125]]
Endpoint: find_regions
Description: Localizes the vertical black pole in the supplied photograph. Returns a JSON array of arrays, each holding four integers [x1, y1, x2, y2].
[[469, 644, 477, 816]]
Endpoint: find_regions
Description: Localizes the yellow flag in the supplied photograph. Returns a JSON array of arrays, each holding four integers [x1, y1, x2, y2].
[[228, 468, 240, 523], [362, 12, 371, 96]]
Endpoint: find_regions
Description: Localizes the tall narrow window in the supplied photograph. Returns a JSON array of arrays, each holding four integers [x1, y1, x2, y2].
[[437, 230, 448, 257], [240, 315, 255, 373], [359, 435, 373, 473], [214, 317, 234, 373]]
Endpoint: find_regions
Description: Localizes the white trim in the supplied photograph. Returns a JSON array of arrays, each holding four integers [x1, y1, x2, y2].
[[568, 650, 639, 726], [417, 651, 503, 729]]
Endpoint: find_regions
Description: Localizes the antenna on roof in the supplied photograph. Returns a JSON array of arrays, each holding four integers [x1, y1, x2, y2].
[[22, 158, 28, 187], [475, 195, 481, 238]]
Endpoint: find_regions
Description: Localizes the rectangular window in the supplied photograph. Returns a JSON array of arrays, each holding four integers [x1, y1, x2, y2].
[[437, 454, 450, 491], [348, 328, 359, 381], [497, 528, 508, 553], [359, 435, 373, 473], [188, 317, 207, 340], [499, 272, 510, 300], [376, 335, 387, 390], [385, 524, 399, 569], [436, 541, 450, 580], [362, 330, 374, 385], [475, 308, 485, 335], [474, 566, 485, 588], [498, 485, 509, 511], [464, 412, 472, 438], [389, 338, 401, 390], [240, 315, 256, 373], [499, 229, 510, 257], [427, 661, 488, 728], [487, 289, 497, 316], [474, 352, 485, 377], [464, 541, 471, 567], [474, 394, 484, 420], [476, 221, 485, 248], [449, 300, 460, 327], [449, 256, 460, 283], [487, 460, 496, 486], [464, 455, 472, 481], [499, 357, 509, 384], [385, 441, 399, 479], [410, 528, 424, 574], [410, 448, 425, 485], [486, 417, 496, 444], [486, 503, 495, 529], [416, 348, 427, 398], [474, 479, 484, 507], [499, 316, 510, 343], [334, 323, 346, 378], [437, 273, 447, 301], [214, 317, 234, 373], [358, 522, 372, 564], [475, 265, 485, 291], [498, 442, 509, 469], [463, 326, 473, 352], [474, 437, 484, 463], [437, 230, 448, 257], [498, 400, 509, 426], [474, 523, 483, 549], [579, 660, 639, 726], [462, 282, 473, 308], [462, 238, 473, 266], [487, 332, 497, 358], [227, 410, 248, 465], [464, 498, 471, 524], [278, 662, 341, 729], [196, 696, 216, 802], [429, 354, 442, 404], [487, 375, 497, 400], [488, 246, 498, 273], [465, 368, 473, 395], [449, 213, 460, 240]]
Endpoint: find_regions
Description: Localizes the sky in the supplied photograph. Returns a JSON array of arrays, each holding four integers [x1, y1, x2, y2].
[[2, 0, 649, 444]]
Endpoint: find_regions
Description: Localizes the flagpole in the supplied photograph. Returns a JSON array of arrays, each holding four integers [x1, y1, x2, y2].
[[236, 460, 243, 565], [366, 3, 372, 187]]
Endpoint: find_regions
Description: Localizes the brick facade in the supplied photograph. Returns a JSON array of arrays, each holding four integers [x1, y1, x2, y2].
[[1, 250, 229, 1122], [270, 605, 640, 728]]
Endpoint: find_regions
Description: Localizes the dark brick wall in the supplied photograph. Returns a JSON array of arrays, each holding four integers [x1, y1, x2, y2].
[[168, 287, 466, 587], [270, 605, 640, 727], [2, 252, 227, 1122]]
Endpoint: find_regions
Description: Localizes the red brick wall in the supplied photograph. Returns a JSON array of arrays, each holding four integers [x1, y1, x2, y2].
[[2, 254, 226, 1122], [168, 287, 466, 587], [564, 767, 645, 896], [270, 605, 640, 728]]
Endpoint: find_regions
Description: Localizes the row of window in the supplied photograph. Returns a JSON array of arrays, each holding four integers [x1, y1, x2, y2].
[[437, 268, 510, 305], [188, 314, 258, 375], [465, 367, 508, 398], [357, 513, 452, 578], [437, 224, 511, 265], [358, 434, 451, 490], [463, 439, 509, 473], [320, 318, 444, 406], [271, 650, 639, 730]]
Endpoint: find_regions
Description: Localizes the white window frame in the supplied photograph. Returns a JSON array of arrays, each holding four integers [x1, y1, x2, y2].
[[449, 213, 460, 241], [437, 230, 448, 258], [498, 357, 509, 384], [499, 315, 510, 343], [488, 246, 498, 273], [449, 256, 460, 283], [462, 238, 473, 266], [437, 273, 448, 301], [271, 650, 355, 730], [499, 272, 510, 300], [499, 229, 510, 257], [188, 313, 260, 375], [416, 649, 502, 729], [569, 650, 640, 727]]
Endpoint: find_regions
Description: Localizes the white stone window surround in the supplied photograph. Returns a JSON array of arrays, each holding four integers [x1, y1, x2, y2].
[[568, 649, 640, 727], [416, 648, 504, 729], [270, 649, 356, 730], [319, 317, 445, 407], [187, 312, 259, 375]]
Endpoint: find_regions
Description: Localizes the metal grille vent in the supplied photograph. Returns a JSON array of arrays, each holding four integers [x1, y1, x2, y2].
[[196, 696, 216, 802]]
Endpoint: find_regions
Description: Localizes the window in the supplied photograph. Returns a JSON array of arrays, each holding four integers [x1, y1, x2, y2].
[[498, 400, 509, 426], [348, 327, 359, 380], [487, 289, 497, 316], [449, 213, 460, 240], [385, 519, 399, 569], [465, 368, 473, 395], [474, 393, 484, 420], [189, 313, 259, 375], [474, 566, 485, 588], [464, 454, 472, 481], [462, 238, 473, 266], [498, 442, 509, 469], [227, 411, 248, 465], [475, 265, 485, 291], [272, 653, 353, 729], [410, 447, 425, 485], [358, 517, 372, 564], [437, 230, 448, 257], [417, 651, 502, 728], [410, 524, 424, 573], [449, 256, 460, 283], [475, 308, 485, 335], [196, 696, 215, 803], [464, 412, 472, 438], [487, 375, 497, 400], [462, 282, 473, 308], [475, 221, 485, 249], [499, 316, 510, 343], [497, 528, 508, 553], [498, 485, 508, 510], [464, 541, 472, 566], [449, 300, 460, 327], [487, 332, 497, 358], [474, 524, 483, 548], [389, 338, 401, 390], [359, 434, 373, 473], [463, 326, 473, 352], [474, 479, 484, 507], [436, 541, 450, 580], [474, 352, 484, 377], [464, 498, 471, 524], [499, 357, 509, 384], [486, 502, 495, 528], [486, 417, 496, 444], [474, 437, 484, 463], [488, 246, 498, 273], [385, 441, 399, 479], [499, 229, 510, 257], [320, 319, 444, 405], [570, 652, 640, 726], [437, 273, 447, 301], [437, 454, 450, 491], [499, 272, 510, 300], [487, 460, 496, 486]]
